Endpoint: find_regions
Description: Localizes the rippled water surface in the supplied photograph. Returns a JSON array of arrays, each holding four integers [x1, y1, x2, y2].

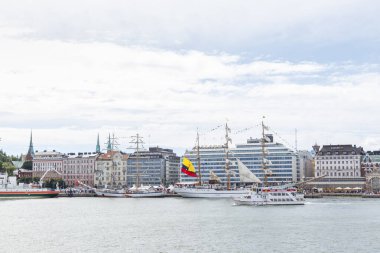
[[1, 197, 380, 253]]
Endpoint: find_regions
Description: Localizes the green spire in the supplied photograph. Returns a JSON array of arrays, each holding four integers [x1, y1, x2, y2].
[[107, 133, 112, 152], [27, 130, 34, 156], [96, 133, 101, 153]]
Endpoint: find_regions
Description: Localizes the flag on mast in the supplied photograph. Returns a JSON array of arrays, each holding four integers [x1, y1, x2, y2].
[[181, 157, 197, 177]]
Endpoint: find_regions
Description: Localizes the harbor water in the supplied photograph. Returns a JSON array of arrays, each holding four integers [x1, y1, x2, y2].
[[1, 197, 380, 253]]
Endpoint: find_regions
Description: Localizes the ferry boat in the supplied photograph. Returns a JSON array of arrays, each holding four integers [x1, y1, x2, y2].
[[234, 187, 305, 206], [0, 173, 59, 199]]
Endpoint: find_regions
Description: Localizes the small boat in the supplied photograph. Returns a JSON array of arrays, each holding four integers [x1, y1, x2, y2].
[[95, 188, 126, 198], [126, 185, 166, 198], [234, 187, 305, 206], [0, 173, 59, 199]]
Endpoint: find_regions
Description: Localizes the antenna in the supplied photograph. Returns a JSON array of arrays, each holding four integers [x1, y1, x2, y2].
[[295, 128, 298, 152]]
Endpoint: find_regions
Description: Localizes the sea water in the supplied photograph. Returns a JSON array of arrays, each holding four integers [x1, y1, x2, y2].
[[1, 197, 380, 253]]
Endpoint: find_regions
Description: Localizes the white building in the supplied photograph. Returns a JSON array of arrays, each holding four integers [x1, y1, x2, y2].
[[313, 144, 365, 189], [94, 151, 128, 188], [32, 150, 65, 180], [181, 134, 298, 186]]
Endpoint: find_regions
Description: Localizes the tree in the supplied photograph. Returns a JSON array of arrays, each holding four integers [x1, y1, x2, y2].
[[2, 162, 16, 175], [22, 161, 33, 170]]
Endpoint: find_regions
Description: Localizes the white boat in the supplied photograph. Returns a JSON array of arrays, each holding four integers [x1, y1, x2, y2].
[[126, 185, 166, 198], [95, 188, 126, 198], [174, 124, 261, 198], [234, 187, 305, 206], [174, 185, 250, 198]]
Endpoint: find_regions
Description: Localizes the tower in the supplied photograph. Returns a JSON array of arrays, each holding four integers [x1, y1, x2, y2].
[[25, 130, 35, 161], [96, 133, 101, 153], [106, 133, 112, 152]]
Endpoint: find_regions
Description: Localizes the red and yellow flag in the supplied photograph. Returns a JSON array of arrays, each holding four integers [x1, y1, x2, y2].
[[181, 157, 197, 177]]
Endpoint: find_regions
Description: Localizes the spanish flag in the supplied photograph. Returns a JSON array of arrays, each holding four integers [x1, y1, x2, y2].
[[181, 157, 197, 177]]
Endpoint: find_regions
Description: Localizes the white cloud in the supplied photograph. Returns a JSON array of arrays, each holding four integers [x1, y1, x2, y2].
[[0, 34, 380, 155]]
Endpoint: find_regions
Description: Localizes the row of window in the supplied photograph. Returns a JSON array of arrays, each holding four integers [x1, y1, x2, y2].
[[316, 166, 359, 170], [316, 172, 359, 177], [317, 160, 358, 165], [316, 156, 358, 160]]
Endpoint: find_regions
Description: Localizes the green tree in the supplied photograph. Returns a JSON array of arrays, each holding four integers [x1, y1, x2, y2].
[[22, 161, 33, 170], [2, 162, 16, 175]]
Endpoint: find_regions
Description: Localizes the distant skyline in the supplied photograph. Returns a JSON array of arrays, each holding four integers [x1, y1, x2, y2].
[[1, 0, 380, 155]]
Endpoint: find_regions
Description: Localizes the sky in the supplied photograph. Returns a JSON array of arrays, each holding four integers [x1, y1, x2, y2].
[[0, 0, 380, 156]]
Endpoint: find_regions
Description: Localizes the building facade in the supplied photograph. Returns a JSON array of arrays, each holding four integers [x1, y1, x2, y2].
[[63, 152, 98, 187], [127, 147, 180, 187], [312, 144, 365, 189], [180, 134, 298, 186], [94, 151, 128, 188], [32, 150, 65, 180]]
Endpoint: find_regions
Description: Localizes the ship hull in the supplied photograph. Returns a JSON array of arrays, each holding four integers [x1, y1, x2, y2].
[[95, 191, 126, 198], [0, 191, 59, 199], [174, 188, 250, 198], [234, 199, 305, 206], [126, 192, 166, 198]]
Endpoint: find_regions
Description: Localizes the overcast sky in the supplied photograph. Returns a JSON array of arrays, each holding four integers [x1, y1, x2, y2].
[[1, 0, 380, 156]]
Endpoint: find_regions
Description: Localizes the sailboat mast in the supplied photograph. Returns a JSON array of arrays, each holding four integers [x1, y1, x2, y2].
[[261, 118, 268, 187], [225, 123, 231, 190], [136, 134, 140, 188], [130, 133, 143, 189], [196, 130, 202, 185]]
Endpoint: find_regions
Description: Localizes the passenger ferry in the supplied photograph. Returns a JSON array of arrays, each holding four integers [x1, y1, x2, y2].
[[0, 173, 59, 199], [234, 187, 305, 206]]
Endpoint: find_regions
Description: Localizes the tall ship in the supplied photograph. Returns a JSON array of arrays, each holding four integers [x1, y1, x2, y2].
[[234, 118, 305, 206], [0, 173, 59, 199], [174, 123, 261, 198], [125, 133, 166, 198]]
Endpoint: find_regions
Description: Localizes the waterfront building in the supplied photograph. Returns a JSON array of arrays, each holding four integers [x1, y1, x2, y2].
[[362, 151, 380, 192], [63, 152, 98, 187], [312, 144, 365, 189], [32, 150, 65, 180], [297, 150, 314, 180], [94, 150, 128, 188], [181, 134, 298, 186], [127, 147, 180, 187]]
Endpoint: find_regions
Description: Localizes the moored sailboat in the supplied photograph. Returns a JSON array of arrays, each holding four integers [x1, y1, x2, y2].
[[233, 117, 305, 206], [174, 123, 258, 198], [126, 133, 166, 198]]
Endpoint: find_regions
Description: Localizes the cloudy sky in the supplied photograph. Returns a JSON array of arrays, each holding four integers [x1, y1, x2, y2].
[[1, 0, 380, 155]]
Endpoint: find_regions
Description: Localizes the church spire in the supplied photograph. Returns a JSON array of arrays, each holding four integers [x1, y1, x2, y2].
[[107, 133, 112, 152], [96, 133, 101, 153], [26, 130, 35, 160]]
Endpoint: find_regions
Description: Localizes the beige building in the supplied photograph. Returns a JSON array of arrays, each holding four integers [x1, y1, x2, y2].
[[94, 151, 128, 188], [32, 150, 65, 180]]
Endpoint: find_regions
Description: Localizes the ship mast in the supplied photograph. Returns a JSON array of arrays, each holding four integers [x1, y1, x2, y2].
[[224, 123, 232, 190], [261, 117, 269, 187], [196, 130, 202, 185], [130, 134, 144, 189]]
